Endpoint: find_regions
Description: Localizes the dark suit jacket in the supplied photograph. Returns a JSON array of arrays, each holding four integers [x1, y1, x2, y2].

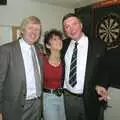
[[0, 39, 43, 120], [61, 37, 106, 120], [98, 46, 120, 89]]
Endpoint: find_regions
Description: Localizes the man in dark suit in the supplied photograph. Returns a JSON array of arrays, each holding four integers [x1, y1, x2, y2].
[[0, 16, 43, 120], [61, 13, 106, 120]]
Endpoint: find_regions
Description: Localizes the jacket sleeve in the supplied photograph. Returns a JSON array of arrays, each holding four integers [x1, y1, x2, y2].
[[0, 45, 9, 112], [96, 50, 109, 89]]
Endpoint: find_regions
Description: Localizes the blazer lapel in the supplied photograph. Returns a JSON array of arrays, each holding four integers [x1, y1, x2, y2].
[[83, 40, 94, 92], [13, 40, 26, 93]]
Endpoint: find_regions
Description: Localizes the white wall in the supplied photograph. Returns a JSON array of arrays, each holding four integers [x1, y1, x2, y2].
[[0, 0, 73, 43]]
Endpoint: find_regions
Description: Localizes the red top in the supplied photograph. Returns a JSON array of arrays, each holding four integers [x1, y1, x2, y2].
[[43, 56, 63, 89]]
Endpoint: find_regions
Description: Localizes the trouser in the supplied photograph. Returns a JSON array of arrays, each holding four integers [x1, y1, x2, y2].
[[22, 97, 42, 120], [64, 90, 86, 120], [43, 92, 66, 120]]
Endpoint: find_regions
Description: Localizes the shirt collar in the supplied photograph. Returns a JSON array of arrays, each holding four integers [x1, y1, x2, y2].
[[19, 38, 32, 50], [71, 34, 88, 46]]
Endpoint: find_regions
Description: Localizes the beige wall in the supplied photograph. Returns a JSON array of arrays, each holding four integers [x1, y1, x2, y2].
[[0, 0, 73, 43]]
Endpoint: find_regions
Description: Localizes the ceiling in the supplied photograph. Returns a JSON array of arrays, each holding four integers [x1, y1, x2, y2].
[[37, 0, 104, 8]]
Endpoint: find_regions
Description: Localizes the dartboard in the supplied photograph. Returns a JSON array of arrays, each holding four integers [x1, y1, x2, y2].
[[96, 13, 120, 49]]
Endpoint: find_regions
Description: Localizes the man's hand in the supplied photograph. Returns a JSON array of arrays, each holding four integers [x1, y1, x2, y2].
[[96, 85, 110, 101]]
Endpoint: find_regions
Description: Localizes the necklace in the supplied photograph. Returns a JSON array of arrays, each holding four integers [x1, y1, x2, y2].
[[48, 60, 61, 67]]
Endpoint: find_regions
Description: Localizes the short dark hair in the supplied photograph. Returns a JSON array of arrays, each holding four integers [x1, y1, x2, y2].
[[44, 29, 63, 55], [62, 13, 80, 24]]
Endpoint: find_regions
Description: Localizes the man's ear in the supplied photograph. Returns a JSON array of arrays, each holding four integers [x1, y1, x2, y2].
[[80, 23, 83, 30], [46, 44, 50, 49]]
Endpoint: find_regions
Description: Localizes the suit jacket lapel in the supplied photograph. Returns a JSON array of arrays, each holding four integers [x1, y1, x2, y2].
[[83, 40, 93, 92], [61, 38, 71, 59], [13, 40, 26, 93], [83, 39, 100, 93]]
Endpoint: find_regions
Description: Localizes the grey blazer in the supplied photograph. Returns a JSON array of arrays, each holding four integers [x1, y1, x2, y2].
[[0, 39, 43, 120]]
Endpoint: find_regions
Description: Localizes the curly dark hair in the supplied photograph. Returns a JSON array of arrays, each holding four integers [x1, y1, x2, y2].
[[43, 29, 63, 56]]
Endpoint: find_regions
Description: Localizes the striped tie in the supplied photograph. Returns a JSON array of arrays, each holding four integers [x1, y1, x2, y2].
[[69, 42, 78, 87]]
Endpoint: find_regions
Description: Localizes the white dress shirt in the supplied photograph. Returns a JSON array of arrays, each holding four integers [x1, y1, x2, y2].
[[20, 39, 37, 100], [64, 35, 88, 94]]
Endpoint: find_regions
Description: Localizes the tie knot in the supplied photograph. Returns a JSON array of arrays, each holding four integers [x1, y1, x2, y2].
[[30, 45, 34, 50], [74, 42, 78, 49], [75, 42, 78, 47], [30, 46, 35, 53]]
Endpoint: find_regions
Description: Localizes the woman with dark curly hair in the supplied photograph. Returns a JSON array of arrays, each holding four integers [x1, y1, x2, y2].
[[42, 29, 66, 120]]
